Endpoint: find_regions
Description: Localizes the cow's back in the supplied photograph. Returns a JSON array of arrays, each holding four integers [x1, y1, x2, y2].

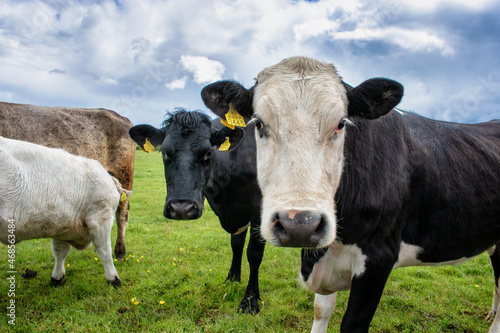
[[0, 136, 119, 244], [0, 101, 135, 190]]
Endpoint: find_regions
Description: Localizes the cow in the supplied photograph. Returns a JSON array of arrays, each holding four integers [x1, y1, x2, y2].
[[201, 56, 500, 332], [0, 136, 130, 286], [0, 101, 135, 260], [128, 108, 264, 313]]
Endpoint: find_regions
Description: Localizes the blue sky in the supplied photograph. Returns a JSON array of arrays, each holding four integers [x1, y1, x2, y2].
[[0, 0, 499, 127]]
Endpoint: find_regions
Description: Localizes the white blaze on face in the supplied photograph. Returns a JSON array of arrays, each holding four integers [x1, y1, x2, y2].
[[253, 57, 349, 248]]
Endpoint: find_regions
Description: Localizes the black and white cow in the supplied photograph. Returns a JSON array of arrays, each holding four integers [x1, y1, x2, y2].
[[202, 56, 500, 332], [129, 108, 265, 313]]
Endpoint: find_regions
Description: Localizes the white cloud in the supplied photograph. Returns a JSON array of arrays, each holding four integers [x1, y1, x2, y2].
[[0, 91, 13, 101], [333, 27, 455, 56], [98, 76, 118, 85], [399, 0, 497, 12], [180, 55, 226, 85], [0, 0, 498, 126], [294, 19, 339, 41], [165, 77, 188, 90]]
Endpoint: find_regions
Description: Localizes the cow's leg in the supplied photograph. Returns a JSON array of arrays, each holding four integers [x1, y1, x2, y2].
[[311, 293, 337, 333], [51, 239, 71, 286], [92, 218, 121, 287], [491, 316, 500, 333], [238, 225, 265, 314], [110, 159, 134, 261], [114, 200, 130, 260], [487, 245, 500, 332], [340, 256, 393, 332], [227, 230, 247, 282]]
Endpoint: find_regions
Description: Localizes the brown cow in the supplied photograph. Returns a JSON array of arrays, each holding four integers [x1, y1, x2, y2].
[[0, 101, 135, 260]]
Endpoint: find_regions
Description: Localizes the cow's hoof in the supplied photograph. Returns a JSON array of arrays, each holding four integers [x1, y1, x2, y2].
[[114, 244, 126, 261], [51, 276, 66, 286], [225, 273, 241, 283], [238, 295, 260, 314], [486, 310, 496, 321], [108, 277, 122, 288], [21, 269, 37, 279]]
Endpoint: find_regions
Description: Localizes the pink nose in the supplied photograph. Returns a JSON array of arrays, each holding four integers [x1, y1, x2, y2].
[[270, 210, 328, 248]]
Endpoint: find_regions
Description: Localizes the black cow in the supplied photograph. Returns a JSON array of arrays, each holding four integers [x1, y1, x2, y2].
[[129, 108, 265, 313], [201, 56, 500, 332]]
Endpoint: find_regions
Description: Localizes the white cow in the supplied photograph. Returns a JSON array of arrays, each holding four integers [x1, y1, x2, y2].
[[0, 136, 129, 286]]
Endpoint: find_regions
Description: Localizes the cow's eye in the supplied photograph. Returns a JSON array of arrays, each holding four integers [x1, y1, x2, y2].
[[203, 149, 213, 161], [336, 118, 349, 131], [252, 116, 268, 139], [254, 119, 264, 130]]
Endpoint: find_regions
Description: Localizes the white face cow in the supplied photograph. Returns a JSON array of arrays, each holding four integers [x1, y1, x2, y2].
[[202, 56, 403, 249], [252, 57, 349, 248]]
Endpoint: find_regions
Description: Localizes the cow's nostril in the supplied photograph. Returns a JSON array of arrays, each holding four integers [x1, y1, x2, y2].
[[272, 213, 287, 239], [311, 215, 327, 244], [186, 203, 201, 219]]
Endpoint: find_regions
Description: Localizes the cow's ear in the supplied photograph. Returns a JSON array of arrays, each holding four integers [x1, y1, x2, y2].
[[210, 126, 245, 151], [347, 78, 403, 119], [201, 80, 254, 121], [129, 125, 167, 152]]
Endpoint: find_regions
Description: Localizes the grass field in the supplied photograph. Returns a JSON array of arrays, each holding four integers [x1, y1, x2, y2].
[[0, 150, 495, 332]]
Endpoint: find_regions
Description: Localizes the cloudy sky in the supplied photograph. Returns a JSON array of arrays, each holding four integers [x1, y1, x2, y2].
[[0, 0, 499, 127]]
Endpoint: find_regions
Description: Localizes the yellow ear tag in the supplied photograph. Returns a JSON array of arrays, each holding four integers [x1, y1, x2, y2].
[[141, 138, 155, 153], [120, 192, 127, 202], [225, 103, 246, 128], [219, 137, 231, 151], [220, 118, 235, 130]]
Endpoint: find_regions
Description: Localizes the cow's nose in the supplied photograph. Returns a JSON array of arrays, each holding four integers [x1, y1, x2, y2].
[[271, 210, 327, 248], [164, 200, 202, 220]]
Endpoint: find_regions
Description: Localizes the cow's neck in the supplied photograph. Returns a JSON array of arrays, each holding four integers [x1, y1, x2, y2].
[[335, 112, 408, 242]]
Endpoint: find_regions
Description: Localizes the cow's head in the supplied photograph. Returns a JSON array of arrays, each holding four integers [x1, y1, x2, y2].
[[129, 109, 244, 220], [203, 56, 403, 248]]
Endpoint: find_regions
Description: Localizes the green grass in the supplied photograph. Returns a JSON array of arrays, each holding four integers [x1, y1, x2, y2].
[[0, 150, 494, 332]]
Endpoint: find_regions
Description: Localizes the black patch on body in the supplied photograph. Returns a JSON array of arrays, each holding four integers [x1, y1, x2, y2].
[[301, 248, 328, 281]]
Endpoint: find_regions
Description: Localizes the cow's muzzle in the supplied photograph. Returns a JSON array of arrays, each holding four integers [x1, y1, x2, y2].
[[271, 210, 328, 248], [164, 200, 202, 220]]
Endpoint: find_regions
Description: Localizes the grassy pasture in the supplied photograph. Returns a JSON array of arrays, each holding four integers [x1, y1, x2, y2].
[[0, 150, 495, 332]]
